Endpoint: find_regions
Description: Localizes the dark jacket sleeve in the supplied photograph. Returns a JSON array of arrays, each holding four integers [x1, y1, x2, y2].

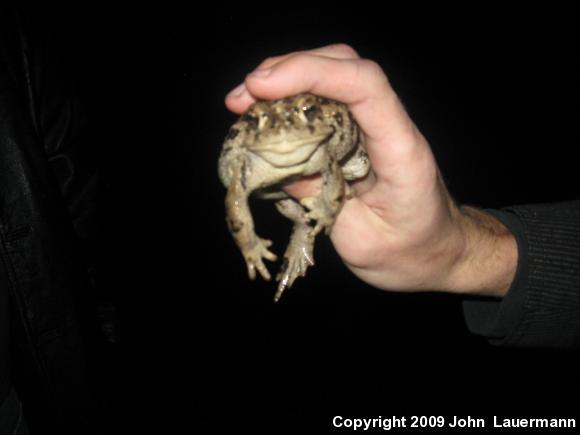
[[21, 12, 99, 259], [463, 201, 580, 349]]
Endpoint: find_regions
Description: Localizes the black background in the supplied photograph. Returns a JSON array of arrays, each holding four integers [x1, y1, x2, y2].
[[22, 3, 580, 434]]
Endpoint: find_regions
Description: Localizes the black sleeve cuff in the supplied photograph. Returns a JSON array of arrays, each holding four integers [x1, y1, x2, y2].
[[462, 201, 580, 349], [462, 209, 529, 346]]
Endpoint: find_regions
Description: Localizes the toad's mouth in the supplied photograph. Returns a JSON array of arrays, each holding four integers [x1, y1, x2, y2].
[[249, 133, 330, 167]]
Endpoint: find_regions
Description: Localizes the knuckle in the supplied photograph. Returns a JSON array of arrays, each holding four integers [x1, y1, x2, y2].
[[356, 58, 391, 86], [331, 43, 360, 58], [257, 55, 281, 69], [283, 52, 317, 70], [358, 59, 384, 77]]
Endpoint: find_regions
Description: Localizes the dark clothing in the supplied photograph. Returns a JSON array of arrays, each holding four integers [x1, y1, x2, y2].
[[464, 201, 580, 349], [0, 389, 29, 435], [0, 7, 98, 433], [0, 254, 9, 407]]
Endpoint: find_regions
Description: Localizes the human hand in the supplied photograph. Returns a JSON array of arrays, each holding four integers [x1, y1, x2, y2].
[[225, 44, 516, 297]]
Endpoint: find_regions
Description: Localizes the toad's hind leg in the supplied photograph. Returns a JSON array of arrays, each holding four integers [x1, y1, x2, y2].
[[225, 157, 277, 281], [300, 158, 345, 237], [273, 198, 316, 302]]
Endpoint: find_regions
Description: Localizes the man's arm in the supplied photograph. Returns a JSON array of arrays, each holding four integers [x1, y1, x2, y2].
[[225, 44, 580, 349], [442, 206, 518, 298], [463, 201, 580, 349], [225, 44, 519, 298]]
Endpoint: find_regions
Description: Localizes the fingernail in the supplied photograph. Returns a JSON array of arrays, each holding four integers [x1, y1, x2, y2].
[[226, 83, 246, 98], [249, 67, 273, 78]]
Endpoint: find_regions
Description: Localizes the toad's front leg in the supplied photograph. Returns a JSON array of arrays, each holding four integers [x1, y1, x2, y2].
[[225, 158, 277, 280], [301, 157, 346, 237]]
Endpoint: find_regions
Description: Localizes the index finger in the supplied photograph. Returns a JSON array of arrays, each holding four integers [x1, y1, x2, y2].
[[253, 43, 360, 71], [241, 52, 418, 151], [225, 44, 360, 113]]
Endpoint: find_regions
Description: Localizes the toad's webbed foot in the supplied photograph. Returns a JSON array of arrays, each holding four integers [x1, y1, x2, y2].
[[274, 231, 315, 302], [242, 237, 278, 281]]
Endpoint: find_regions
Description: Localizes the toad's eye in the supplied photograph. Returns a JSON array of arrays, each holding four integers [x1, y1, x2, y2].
[[258, 112, 270, 129], [302, 105, 320, 122], [241, 113, 259, 129]]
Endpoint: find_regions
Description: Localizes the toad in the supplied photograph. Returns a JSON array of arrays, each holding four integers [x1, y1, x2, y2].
[[218, 94, 370, 301]]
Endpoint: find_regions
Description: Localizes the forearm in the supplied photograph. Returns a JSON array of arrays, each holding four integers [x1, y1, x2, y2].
[[442, 206, 518, 298], [462, 201, 580, 348]]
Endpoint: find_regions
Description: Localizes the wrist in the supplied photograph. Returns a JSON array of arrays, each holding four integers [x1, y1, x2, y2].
[[438, 206, 518, 297]]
